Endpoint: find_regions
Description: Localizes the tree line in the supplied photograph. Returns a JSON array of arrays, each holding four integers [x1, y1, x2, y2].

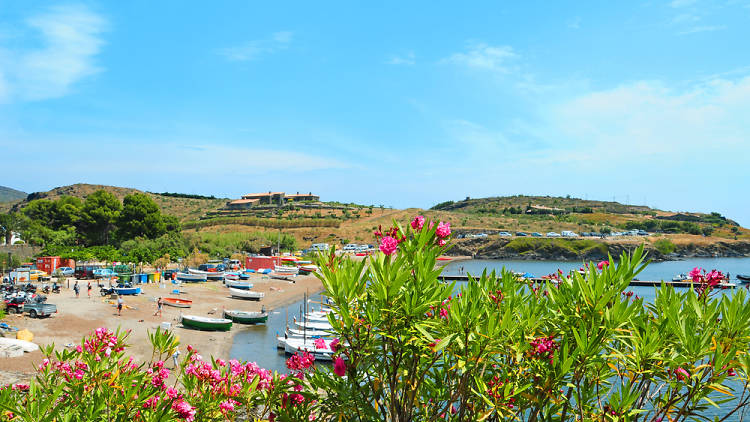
[[0, 190, 179, 248]]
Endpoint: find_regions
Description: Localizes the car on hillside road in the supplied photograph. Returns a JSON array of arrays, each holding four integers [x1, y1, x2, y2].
[[531, 232, 543, 237], [515, 232, 528, 237], [498, 232, 512, 237], [546, 232, 561, 237]]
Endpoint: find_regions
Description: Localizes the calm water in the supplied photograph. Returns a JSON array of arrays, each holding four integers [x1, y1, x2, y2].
[[229, 258, 750, 419]]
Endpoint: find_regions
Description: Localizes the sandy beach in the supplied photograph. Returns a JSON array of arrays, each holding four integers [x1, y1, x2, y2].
[[0, 274, 324, 385]]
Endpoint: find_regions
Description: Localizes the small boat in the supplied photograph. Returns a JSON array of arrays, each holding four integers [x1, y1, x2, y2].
[[225, 279, 253, 290], [238, 272, 251, 280], [176, 272, 206, 282], [298, 265, 318, 274], [274, 265, 299, 274], [293, 317, 332, 331], [672, 273, 690, 282], [114, 286, 141, 295], [281, 337, 333, 361], [163, 298, 192, 308], [286, 326, 332, 337], [737, 274, 750, 282], [436, 257, 452, 261], [224, 273, 240, 281], [188, 268, 210, 276], [181, 315, 232, 331], [223, 310, 269, 324], [269, 272, 295, 281], [228, 288, 265, 300], [206, 272, 225, 281]]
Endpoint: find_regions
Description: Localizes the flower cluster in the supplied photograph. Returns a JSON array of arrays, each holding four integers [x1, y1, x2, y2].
[[286, 351, 316, 372], [83, 327, 127, 359], [374, 225, 406, 256], [529, 335, 558, 365], [486, 376, 516, 409], [689, 267, 725, 297], [597, 260, 609, 270], [427, 296, 453, 320]]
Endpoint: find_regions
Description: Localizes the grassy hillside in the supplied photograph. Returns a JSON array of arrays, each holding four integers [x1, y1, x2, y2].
[[7, 183, 227, 222], [0, 186, 27, 203]]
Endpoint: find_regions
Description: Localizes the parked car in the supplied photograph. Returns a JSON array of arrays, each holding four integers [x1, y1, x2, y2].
[[546, 232, 561, 237], [561, 231, 578, 238], [531, 232, 543, 237], [637, 230, 649, 236], [75, 264, 103, 279], [515, 232, 528, 237], [498, 232, 512, 237], [56, 267, 74, 276]]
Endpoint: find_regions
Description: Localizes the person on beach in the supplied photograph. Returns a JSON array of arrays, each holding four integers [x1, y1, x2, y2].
[[117, 296, 124, 316], [87, 281, 92, 298], [172, 349, 181, 368], [73, 281, 80, 298], [154, 297, 163, 316]]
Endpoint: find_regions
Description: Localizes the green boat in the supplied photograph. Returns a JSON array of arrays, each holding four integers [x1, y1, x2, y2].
[[223, 310, 269, 324], [181, 315, 233, 331]]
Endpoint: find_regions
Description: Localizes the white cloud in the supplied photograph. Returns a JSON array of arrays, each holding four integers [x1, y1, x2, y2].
[[387, 52, 415, 66], [670, 0, 698, 7], [566, 17, 582, 29], [220, 31, 294, 62], [442, 43, 517, 73], [678, 25, 726, 34], [0, 5, 106, 102]]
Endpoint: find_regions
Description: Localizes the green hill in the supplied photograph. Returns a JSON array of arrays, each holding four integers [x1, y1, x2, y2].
[[9, 183, 227, 222], [0, 186, 27, 203]]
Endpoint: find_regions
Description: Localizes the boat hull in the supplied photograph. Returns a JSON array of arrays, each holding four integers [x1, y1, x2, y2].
[[176, 272, 206, 282], [163, 298, 192, 308], [181, 315, 232, 331], [223, 310, 268, 324], [228, 288, 264, 300], [226, 280, 253, 290], [114, 287, 141, 295]]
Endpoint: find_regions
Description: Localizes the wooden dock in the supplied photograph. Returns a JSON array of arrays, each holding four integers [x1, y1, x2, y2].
[[437, 275, 737, 289]]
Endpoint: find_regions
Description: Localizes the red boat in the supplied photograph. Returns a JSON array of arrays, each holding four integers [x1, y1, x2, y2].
[[163, 298, 192, 308]]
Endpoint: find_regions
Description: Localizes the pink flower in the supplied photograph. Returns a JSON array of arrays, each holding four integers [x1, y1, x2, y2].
[[411, 215, 426, 230], [436, 222, 451, 239], [171, 399, 196, 421], [330, 338, 341, 352], [675, 367, 689, 381], [314, 337, 327, 350], [219, 400, 236, 413], [379, 236, 399, 256], [597, 260, 609, 270], [438, 239, 446, 247], [439, 308, 448, 320], [689, 267, 703, 282], [165, 387, 179, 399], [333, 356, 346, 377]]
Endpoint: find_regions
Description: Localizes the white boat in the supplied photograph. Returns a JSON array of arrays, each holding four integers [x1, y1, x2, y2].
[[269, 272, 296, 281], [672, 273, 690, 282], [286, 326, 332, 337], [280, 337, 334, 361], [293, 317, 332, 331], [228, 288, 264, 300], [224, 273, 240, 281], [274, 265, 299, 275], [189, 268, 225, 281], [225, 279, 253, 290], [188, 269, 210, 276], [176, 272, 206, 282]]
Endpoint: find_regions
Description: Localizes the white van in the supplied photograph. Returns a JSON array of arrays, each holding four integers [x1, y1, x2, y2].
[[309, 243, 330, 252]]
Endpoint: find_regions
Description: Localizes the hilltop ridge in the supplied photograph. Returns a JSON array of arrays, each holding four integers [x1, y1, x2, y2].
[[0, 186, 27, 203]]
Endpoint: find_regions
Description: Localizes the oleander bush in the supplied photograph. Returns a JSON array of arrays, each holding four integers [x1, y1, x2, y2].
[[3, 216, 750, 421]]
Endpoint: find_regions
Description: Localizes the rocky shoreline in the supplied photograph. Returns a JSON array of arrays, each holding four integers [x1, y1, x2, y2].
[[447, 238, 750, 262]]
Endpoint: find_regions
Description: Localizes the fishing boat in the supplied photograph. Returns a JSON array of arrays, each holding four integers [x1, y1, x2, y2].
[[274, 265, 299, 274], [238, 272, 251, 280], [672, 273, 690, 282], [176, 272, 206, 282], [181, 315, 232, 331], [269, 272, 295, 281], [228, 288, 265, 300], [114, 285, 141, 295], [224, 273, 240, 281], [293, 317, 332, 331], [737, 274, 750, 282], [298, 265, 318, 274], [163, 298, 192, 308], [436, 257, 452, 261], [225, 279, 253, 290], [188, 268, 224, 281], [207, 272, 225, 281], [281, 337, 333, 361], [286, 326, 332, 337], [223, 310, 269, 324]]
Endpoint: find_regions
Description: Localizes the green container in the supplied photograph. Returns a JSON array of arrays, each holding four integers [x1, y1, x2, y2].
[[118, 273, 132, 283], [147, 273, 156, 283]]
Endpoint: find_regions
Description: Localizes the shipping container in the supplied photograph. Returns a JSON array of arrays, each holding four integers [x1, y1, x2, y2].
[[245, 256, 277, 271], [35, 256, 61, 275]]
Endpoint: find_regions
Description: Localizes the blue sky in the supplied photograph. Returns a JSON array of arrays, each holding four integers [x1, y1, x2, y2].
[[2, 1, 750, 225]]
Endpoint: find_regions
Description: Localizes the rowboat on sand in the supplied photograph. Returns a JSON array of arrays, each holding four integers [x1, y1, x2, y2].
[[225, 279, 253, 290], [181, 315, 232, 331], [163, 298, 192, 308], [228, 288, 264, 300], [223, 310, 269, 324]]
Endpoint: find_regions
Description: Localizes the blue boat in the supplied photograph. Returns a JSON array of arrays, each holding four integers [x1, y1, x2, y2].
[[239, 272, 251, 280], [226, 279, 253, 290], [114, 285, 141, 295]]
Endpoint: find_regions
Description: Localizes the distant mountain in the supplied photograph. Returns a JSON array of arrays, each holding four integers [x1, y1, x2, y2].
[[0, 186, 27, 203]]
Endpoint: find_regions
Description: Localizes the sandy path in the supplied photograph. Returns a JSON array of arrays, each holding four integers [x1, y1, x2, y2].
[[0, 274, 324, 384]]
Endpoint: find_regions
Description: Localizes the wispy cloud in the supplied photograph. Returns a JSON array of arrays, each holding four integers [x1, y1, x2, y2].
[[387, 52, 415, 66], [678, 25, 726, 34], [219, 31, 293, 62], [670, 0, 698, 7], [0, 5, 107, 102], [442, 42, 517, 73]]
